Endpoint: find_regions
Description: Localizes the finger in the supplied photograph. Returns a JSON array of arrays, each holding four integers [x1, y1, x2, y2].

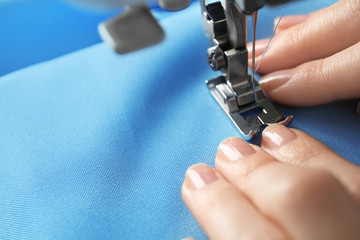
[[182, 164, 287, 240], [215, 138, 360, 240], [248, 38, 270, 59], [248, 15, 308, 62], [254, 0, 360, 74], [276, 15, 309, 32], [261, 124, 360, 203], [260, 41, 360, 106]]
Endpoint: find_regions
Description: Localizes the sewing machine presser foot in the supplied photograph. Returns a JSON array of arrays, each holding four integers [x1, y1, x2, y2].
[[202, 0, 292, 140], [206, 76, 292, 140]]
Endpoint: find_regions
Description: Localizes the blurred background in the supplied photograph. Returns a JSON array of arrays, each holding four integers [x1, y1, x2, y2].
[[0, 0, 120, 77]]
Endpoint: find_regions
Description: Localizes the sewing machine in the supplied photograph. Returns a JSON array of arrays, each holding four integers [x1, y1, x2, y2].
[[95, 0, 293, 139]]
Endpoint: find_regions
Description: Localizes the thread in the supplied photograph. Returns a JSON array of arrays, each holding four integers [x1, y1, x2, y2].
[[253, 15, 283, 75]]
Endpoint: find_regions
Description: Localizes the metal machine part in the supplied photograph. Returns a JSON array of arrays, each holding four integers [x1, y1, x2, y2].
[[69, 0, 190, 11], [67, 0, 156, 8], [98, 5, 165, 53], [97, 0, 293, 138], [159, 0, 191, 11], [202, 0, 292, 139], [98, 0, 190, 53]]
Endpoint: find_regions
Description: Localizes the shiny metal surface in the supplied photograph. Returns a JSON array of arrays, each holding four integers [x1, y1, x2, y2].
[[98, 0, 190, 53], [251, 11, 258, 104], [202, 0, 292, 139], [97, 0, 293, 139], [99, 5, 165, 53], [69, 0, 190, 10], [159, 0, 191, 10]]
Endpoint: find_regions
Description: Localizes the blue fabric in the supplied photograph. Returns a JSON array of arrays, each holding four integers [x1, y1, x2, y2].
[[0, 0, 359, 239]]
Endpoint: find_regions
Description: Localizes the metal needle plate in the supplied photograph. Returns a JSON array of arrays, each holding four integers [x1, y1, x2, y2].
[[207, 76, 292, 140]]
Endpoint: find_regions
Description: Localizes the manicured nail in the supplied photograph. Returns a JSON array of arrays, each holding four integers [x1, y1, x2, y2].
[[218, 138, 256, 162], [274, 16, 281, 29], [260, 69, 293, 91], [185, 164, 218, 189], [262, 124, 297, 149]]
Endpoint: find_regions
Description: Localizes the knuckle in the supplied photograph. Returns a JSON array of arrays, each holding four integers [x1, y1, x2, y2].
[[276, 170, 337, 211], [295, 59, 336, 98], [349, 43, 360, 67], [285, 28, 303, 50], [339, 0, 360, 23], [294, 60, 320, 86], [310, 59, 326, 85], [344, 0, 360, 17], [312, 59, 332, 92]]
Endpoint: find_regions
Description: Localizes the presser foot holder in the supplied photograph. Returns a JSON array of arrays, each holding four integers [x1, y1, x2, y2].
[[206, 76, 293, 140]]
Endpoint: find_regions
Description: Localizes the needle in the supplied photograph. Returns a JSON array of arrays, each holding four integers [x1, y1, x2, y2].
[[251, 10, 259, 105], [254, 15, 283, 74]]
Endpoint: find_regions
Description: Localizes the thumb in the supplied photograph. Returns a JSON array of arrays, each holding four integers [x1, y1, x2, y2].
[[260, 42, 360, 106]]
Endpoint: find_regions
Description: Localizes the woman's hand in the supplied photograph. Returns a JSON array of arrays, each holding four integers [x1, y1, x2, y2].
[[182, 2, 360, 239], [248, 0, 360, 106], [182, 124, 360, 240]]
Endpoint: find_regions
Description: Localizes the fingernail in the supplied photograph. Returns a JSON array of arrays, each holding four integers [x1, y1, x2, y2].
[[185, 164, 218, 189], [262, 124, 297, 149], [274, 16, 281, 29], [260, 69, 293, 91], [218, 138, 256, 162]]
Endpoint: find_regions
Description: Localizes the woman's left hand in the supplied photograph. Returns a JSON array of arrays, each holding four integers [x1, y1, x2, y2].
[[182, 125, 360, 240]]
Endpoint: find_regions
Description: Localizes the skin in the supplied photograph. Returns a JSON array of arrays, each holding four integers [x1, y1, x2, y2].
[[182, 0, 360, 239], [249, 0, 360, 106], [182, 125, 360, 240]]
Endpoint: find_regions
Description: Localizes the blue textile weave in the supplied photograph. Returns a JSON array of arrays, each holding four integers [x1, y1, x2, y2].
[[0, 0, 358, 239]]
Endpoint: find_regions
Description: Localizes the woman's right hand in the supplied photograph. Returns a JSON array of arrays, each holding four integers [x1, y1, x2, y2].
[[248, 0, 360, 107]]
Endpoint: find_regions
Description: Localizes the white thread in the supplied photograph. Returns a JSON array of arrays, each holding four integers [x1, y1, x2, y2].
[[253, 15, 283, 75]]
